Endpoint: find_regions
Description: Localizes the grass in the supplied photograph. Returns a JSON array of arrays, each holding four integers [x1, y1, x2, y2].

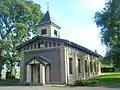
[[0, 79, 19, 86], [94, 72, 120, 86], [0, 72, 120, 86]]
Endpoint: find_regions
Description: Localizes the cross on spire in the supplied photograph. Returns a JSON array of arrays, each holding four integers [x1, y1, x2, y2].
[[46, 1, 50, 11]]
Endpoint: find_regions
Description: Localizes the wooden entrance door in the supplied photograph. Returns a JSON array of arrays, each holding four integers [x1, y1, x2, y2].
[[31, 64, 40, 83]]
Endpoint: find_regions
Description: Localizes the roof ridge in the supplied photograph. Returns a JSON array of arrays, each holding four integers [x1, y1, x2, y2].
[[16, 36, 100, 57]]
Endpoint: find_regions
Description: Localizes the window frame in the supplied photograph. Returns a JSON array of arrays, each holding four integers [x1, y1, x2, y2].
[[78, 59, 81, 73], [31, 44, 33, 49], [54, 30, 57, 36], [49, 42, 52, 47], [90, 61, 93, 72], [45, 42, 48, 48], [53, 43, 56, 47], [34, 43, 36, 49], [69, 58, 73, 74], [85, 60, 87, 73], [41, 29, 47, 35]]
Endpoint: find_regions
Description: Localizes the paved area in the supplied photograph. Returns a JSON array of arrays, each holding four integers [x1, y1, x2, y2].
[[0, 86, 119, 90]]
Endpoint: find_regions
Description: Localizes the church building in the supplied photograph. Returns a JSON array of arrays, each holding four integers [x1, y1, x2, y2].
[[16, 11, 101, 85]]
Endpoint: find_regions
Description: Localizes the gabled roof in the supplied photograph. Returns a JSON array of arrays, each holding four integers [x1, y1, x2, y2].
[[16, 36, 100, 57], [25, 56, 51, 66], [37, 11, 61, 29]]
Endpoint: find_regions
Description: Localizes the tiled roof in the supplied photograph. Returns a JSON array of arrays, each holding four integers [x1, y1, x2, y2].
[[16, 36, 100, 57]]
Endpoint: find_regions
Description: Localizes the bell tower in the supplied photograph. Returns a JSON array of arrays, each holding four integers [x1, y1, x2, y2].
[[37, 11, 61, 38]]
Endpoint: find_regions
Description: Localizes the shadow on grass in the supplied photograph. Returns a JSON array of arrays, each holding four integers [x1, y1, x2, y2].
[[0, 79, 43, 86], [0, 79, 20, 86]]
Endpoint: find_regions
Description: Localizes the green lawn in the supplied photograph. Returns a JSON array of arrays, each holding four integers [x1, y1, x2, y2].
[[0, 79, 19, 86], [95, 72, 120, 86], [0, 72, 120, 86]]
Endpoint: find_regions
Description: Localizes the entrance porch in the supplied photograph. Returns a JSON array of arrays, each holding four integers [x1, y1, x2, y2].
[[25, 56, 51, 85]]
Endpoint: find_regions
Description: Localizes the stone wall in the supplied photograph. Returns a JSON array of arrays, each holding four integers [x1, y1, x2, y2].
[[64, 46, 101, 85]]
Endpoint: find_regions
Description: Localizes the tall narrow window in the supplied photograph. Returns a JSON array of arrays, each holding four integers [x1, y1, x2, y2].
[[53, 43, 56, 47], [38, 42, 41, 48], [45, 42, 47, 48], [24, 47, 26, 50], [27, 46, 29, 50], [97, 62, 99, 73], [41, 29, 47, 35], [40, 41, 44, 48], [31, 44, 33, 49], [90, 61, 93, 72], [69, 58, 73, 74], [94, 62, 96, 72], [85, 60, 87, 72], [78, 59, 81, 73], [34, 43, 36, 49], [54, 30, 57, 36], [49, 42, 52, 47], [57, 43, 60, 46]]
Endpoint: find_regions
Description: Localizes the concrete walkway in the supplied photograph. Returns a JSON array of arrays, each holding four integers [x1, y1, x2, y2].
[[0, 86, 119, 90]]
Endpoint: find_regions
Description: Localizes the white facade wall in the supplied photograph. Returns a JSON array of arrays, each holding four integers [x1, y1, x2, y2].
[[51, 24, 60, 38], [37, 24, 51, 37], [37, 24, 60, 38]]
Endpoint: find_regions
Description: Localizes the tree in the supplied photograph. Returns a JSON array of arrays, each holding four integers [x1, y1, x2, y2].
[[0, 0, 43, 77], [94, 0, 120, 68]]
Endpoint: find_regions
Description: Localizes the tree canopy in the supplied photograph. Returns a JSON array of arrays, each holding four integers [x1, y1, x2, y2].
[[94, 0, 120, 68], [0, 0, 43, 76]]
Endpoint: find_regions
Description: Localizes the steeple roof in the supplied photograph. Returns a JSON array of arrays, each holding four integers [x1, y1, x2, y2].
[[37, 11, 61, 29]]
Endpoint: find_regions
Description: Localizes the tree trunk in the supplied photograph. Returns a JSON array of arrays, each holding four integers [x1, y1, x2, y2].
[[0, 50, 3, 79]]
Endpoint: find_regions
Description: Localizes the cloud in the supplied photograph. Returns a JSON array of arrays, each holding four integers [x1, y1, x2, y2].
[[61, 25, 106, 56], [84, 0, 106, 11], [75, 0, 106, 12]]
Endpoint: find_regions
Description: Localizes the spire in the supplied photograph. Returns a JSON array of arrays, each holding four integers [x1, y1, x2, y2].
[[37, 11, 61, 29], [38, 11, 51, 25], [37, 10, 61, 38]]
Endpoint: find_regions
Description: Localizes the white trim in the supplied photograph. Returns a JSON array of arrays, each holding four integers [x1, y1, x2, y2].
[[46, 66, 50, 83], [40, 64, 45, 84], [26, 65, 31, 83]]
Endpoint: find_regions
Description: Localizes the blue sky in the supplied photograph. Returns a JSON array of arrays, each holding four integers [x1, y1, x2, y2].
[[33, 0, 106, 56]]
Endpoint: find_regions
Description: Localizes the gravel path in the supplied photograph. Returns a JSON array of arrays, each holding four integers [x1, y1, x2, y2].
[[0, 86, 119, 90]]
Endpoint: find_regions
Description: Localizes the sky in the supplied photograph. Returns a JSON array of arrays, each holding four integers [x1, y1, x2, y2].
[[33, 0, 107, 56]]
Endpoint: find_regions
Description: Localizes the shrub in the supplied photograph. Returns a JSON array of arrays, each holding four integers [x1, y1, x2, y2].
[[101, 67, 115, 72], [74, 79, 99, 86], [75, 80, 86, 86], [87, 79, 99, 86]]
